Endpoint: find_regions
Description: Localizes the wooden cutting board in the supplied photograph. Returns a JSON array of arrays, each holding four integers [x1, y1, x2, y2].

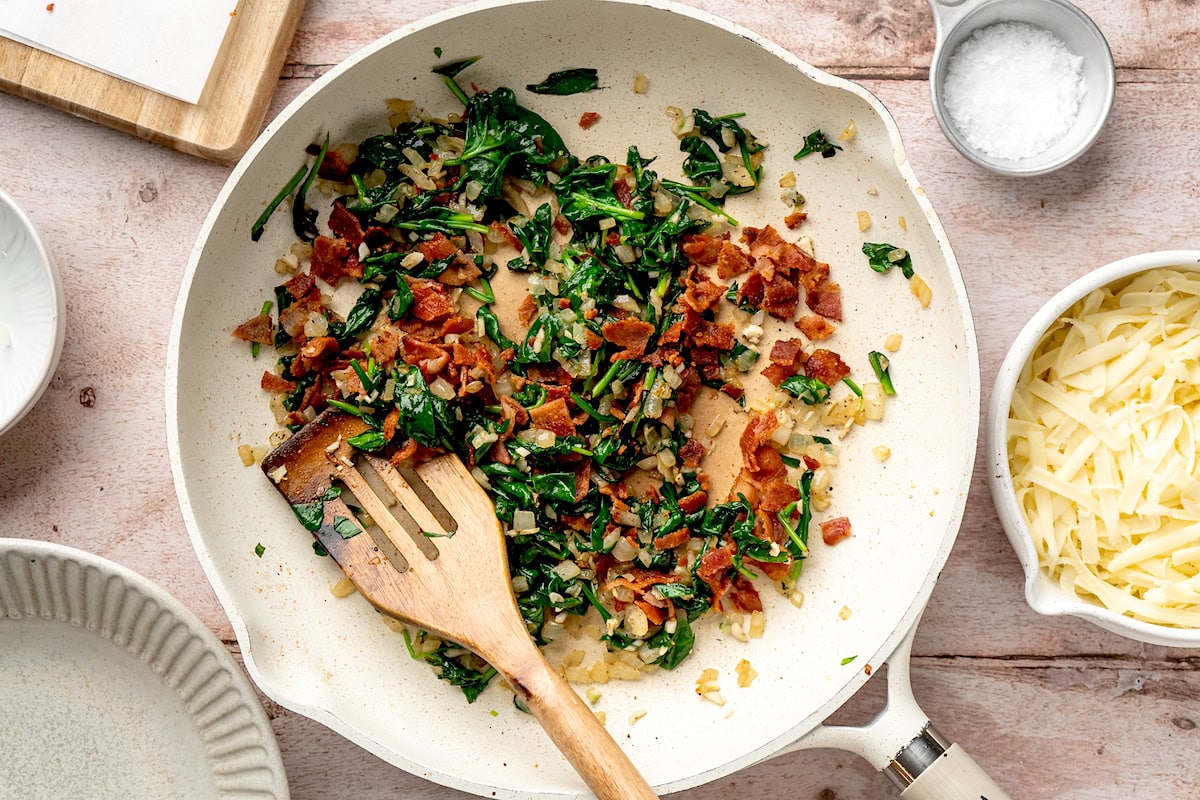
[[0, 0, 306, 164]]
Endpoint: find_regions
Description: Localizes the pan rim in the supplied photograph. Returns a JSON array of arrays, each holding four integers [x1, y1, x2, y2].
[[166, 0, 981, 795]]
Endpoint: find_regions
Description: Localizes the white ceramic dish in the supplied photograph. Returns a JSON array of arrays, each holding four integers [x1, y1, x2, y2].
[[987, 250, 1200, 647], [0, 538, 290, 798], [926, 0, 1115, 176], [0, 188, 65, 436], [167, 0, 1003, 797]]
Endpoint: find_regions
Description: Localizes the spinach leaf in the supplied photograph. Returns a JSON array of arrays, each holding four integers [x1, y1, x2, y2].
[[869, 350, 896, 395], [525, 68, 600, 95], [388, 280, 414, 320], [289, 486, 342, 532], [393, 364, 452, 448], [531, 472, 578, 503], [780, 374, 831, 404], [793, 129, 842, 160], [332, 515, 361, 539], [511, 203, 553, 268], [862, 242, 914, 279], [445, 86, 569, 199], [646, 614, 694, 670], [476, 305, 517, 351], [293, 133, 329, 241], [347, 430, 387, 451], [432, 55, 481, 78], [252, 164, 307, 242], [680, 136, 723, 186], [329, 288, 382, 343]]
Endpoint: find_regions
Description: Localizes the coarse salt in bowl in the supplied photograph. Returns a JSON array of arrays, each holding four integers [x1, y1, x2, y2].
[[0, 188, 64, 436], [927, 0, 1116, 176], [988, 250, 1200, 647]]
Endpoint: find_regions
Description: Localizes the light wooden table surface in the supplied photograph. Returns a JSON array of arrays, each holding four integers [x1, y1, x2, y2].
[[2, 1, 1198, 798]]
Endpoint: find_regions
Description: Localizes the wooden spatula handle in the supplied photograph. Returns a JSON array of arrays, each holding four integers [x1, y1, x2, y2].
[[501, 645, 659, 800]]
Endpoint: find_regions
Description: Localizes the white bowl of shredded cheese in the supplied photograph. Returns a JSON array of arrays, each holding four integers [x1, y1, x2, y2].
[[989, 250, 1200, 646]]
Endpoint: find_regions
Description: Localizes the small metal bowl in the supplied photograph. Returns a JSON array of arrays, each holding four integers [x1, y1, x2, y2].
[[927, 0, 1116, 176], [988, 250, 1200, 647], [0, 188, 64, 436]]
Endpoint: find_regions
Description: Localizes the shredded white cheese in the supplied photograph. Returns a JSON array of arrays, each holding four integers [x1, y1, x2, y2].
[[1008, 268, 1200, 627]]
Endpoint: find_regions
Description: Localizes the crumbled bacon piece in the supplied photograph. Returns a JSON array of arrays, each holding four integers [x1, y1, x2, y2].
[[529, 397, 577, 438], [727, 575, 763, 613], [769, 338, 806, 368], [681, 233, 724, 267], [738, 411, 778, 475], [260, 371, 296, 392], [418, 233, 458, 262], [401, 336, 451, 377], [796, 315, 836, 341], [317, 150, 351, 182], [601, 318, 655, 360], [278, 300, 316, 339], [518, 294, 538, 326], [578, 111, 601, 129], [805, 348, 851, 386], [490, 221, 523, 251], [678, 437, 705, 467], [784, 210, 808, 229], [369, 327, 402, 366], [691, 320, 735, 351], [806, 282, 843, 321], [653, 528, 691, 551], [328, 202, 364, 246], [677, 490, 708, 514], [437, 258, 482, 286], [232, 314, 273, 345], [284, 272, 318, 301], [383, 407, 400, 442], [407, 278, 455, 321], [820, 517, 853, 546], [441, 315, 475, 336], [736, 270, 764, 310], [682, 271, 725, 313], [716, 240, 752, 280], [309, 235, 363, 285], [762, 273, 800, 319]]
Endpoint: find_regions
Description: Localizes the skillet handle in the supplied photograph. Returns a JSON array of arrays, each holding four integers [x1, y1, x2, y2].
[[778, 620, 1014, 798], [899, 737, 1012, 800]]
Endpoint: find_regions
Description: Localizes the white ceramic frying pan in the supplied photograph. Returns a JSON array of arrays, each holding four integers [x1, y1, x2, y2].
[[167, 1, 1004, 796]]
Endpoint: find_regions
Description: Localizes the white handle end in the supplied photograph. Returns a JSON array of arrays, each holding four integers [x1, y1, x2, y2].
[[900, 743, 1012, 800]]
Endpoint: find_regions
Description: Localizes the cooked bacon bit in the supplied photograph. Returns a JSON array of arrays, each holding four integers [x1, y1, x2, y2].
[[739, 412, 778, 474], [762, 273, 800, 319], [317, 150, 351, 182], [437, 258, 482, 286], [418, 233, 458, 262], [613, 176, 634, 209], [328, 202, 364, 245], [761, 363, 797, 387], [659, 320, 684, 345], [796, 315, 837, 341], [601, 318, 656, 360], [716, 241, 752, 279], [383, 407, 400, 442], [232, 314, 273, 345], [490, 221, 523, 251], [604, 568, 683, 593], [806, 282, 843, 321], [529, 397, 577, 438], [636, 599, 667, 626], [802, 454, 821, 471], [499, 395, 529, 433], [401, 335, 451, 377], [441, 315, 475, 336], [728, 575, 763, 613], [369, 327, 402, 366], [681, 233, 724, 267], [291, 336, 340, 377], [572, 462, 592, 503], [407, 278, 455, 321], [820, 517, 853, 546], [677, 490, 708, 514], [518, 294, 538, 326], [578, 111, 601, 129], [284, 271, 318, 300], [278, 300, 315, 338], [758, 481, 799, 514], [653, 527, 690, 551], [696, 545, 733, 585], [737, 270, 764, 309], [390, 438, 419, 466], [784, 210, 808, 229], [309, 235, 363, 285], [805, 348, 851, 386], [260, 371, 296, 392], [769, 337, 806, 367], [692, 320, 735, 351], [552, 214, 572, 235], [682, 271, 725, 313], [678, 437, 705, 468], [451, 342, 476, 366]]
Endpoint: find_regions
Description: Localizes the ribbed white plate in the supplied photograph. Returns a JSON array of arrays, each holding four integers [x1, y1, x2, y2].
[[0, 188, 64, 436], [0, 539, 289, 800]]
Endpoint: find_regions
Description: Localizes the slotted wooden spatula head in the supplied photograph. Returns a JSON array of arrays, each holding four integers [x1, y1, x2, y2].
[[260, 409, 659, 800]]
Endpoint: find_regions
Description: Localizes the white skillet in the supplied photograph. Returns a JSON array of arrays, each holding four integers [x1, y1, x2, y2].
[[167, 1, 1003, 796]]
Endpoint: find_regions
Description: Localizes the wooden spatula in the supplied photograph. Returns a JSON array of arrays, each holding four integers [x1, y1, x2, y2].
[[261, 409, 658, 800]]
